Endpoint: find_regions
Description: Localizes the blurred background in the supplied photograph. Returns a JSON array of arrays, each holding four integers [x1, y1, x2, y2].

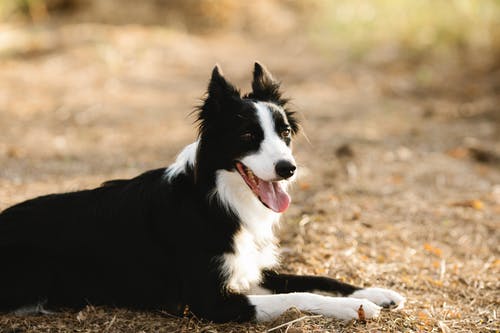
[[0, 1, 499, 332], [2, 0, 500, 55], [1, 0, 498, 174]]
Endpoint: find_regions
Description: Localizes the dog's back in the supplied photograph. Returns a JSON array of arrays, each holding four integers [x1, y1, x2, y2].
[[0, 168, 187, 312]]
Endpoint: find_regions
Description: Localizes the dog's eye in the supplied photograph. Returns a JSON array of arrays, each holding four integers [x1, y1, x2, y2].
[[281, 128, 291, 139], [240, 132, 255, 142]]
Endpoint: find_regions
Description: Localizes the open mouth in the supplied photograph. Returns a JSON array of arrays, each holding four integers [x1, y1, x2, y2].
[[235, 162, 291, 213]]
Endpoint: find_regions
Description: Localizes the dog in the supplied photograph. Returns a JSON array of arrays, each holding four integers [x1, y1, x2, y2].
[[0, 63, 404, 322]]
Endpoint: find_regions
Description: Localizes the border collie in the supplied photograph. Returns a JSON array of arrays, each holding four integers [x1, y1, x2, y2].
[[0, 63, 404, 322]]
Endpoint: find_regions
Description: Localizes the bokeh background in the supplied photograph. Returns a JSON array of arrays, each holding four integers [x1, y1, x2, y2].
[[1, 1, 499, 332]]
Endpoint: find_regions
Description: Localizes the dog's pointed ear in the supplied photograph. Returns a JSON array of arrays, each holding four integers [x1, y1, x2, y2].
[[252, 62, 275, 90], [208, 64, 240, 100], [196, 65, 241, 135], [249, 62, 286, 105], [249, 62, 298, 134]]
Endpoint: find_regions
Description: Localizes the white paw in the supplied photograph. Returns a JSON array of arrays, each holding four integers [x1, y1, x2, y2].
[[350, 287, 405, 309], [320, 297, 381, 321]]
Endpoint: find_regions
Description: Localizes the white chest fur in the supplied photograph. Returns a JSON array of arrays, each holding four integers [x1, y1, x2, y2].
[[215, 170, 281, 292], [221, 228, 278, 292], [163, 142, 282, 292]]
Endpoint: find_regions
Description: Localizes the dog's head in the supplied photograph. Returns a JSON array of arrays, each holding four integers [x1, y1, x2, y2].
[[196, 62, 299, 213]]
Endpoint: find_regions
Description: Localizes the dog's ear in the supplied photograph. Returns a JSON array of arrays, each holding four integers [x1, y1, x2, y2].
[[207, 65, 240, 101], [248, 62, 298, 134], [196, 65, 241, 135], [248, 62, 287, 106]]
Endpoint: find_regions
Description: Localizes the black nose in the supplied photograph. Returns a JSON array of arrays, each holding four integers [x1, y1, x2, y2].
[[275, 160, 296, 179]]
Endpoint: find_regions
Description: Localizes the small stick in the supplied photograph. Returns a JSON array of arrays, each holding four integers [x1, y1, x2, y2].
[[104, 315, 116, 331], [358, 304, 366, 322], [267, 314, 322, 332]]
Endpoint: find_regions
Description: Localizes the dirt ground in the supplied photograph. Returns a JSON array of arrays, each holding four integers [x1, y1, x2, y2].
[[0, 23, 499, 332]]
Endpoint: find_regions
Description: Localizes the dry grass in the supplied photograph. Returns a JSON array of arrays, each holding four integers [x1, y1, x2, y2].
[[0, 14, 499, 333]]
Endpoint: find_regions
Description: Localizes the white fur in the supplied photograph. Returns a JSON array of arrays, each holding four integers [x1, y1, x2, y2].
[[241, 102, 296, 181], [219, 228, 278, 292], [214, 169, 280, 243], [215, 169, 280, 292], [248, 293, 381, 322], [214, 102, 299, 292], [350, 287, 406, 309], [163, 140, 199, 180]]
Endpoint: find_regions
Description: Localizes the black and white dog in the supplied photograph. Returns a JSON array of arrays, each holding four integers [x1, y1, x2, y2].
[[0, 63, 404, 322]]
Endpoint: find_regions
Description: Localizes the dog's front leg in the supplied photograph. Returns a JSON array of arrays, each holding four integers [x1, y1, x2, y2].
[[192, 291, 379, 323], [247, 292, 381, 321], [259, 270, 405, 309]]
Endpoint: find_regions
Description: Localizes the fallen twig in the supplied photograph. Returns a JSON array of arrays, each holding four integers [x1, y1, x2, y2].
[[267, 314, 322, 332]]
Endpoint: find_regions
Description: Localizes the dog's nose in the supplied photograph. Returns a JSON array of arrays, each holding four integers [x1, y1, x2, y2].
[[275, 160, 296, 179]]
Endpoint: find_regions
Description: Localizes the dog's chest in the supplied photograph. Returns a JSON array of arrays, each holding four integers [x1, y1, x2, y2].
[[220, 228, 278, 293]]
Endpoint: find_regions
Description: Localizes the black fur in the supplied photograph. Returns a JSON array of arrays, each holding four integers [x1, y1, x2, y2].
[[261, 270, 359, 295], [0, 63, 360, 322]]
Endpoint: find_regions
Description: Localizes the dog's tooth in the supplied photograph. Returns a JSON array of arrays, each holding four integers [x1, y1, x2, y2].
[[248, 171, 256, 183]]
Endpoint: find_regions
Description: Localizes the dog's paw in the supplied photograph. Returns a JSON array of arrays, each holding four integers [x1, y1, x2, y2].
[[321, 297, 381, 321], [349, 287, 405, 309]]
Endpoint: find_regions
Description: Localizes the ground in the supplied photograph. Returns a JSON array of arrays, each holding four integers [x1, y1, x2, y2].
[[0, 23, 499, 332]]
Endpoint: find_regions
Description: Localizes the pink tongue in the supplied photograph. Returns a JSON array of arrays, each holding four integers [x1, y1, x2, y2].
[[257, 180, 291, 213]]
